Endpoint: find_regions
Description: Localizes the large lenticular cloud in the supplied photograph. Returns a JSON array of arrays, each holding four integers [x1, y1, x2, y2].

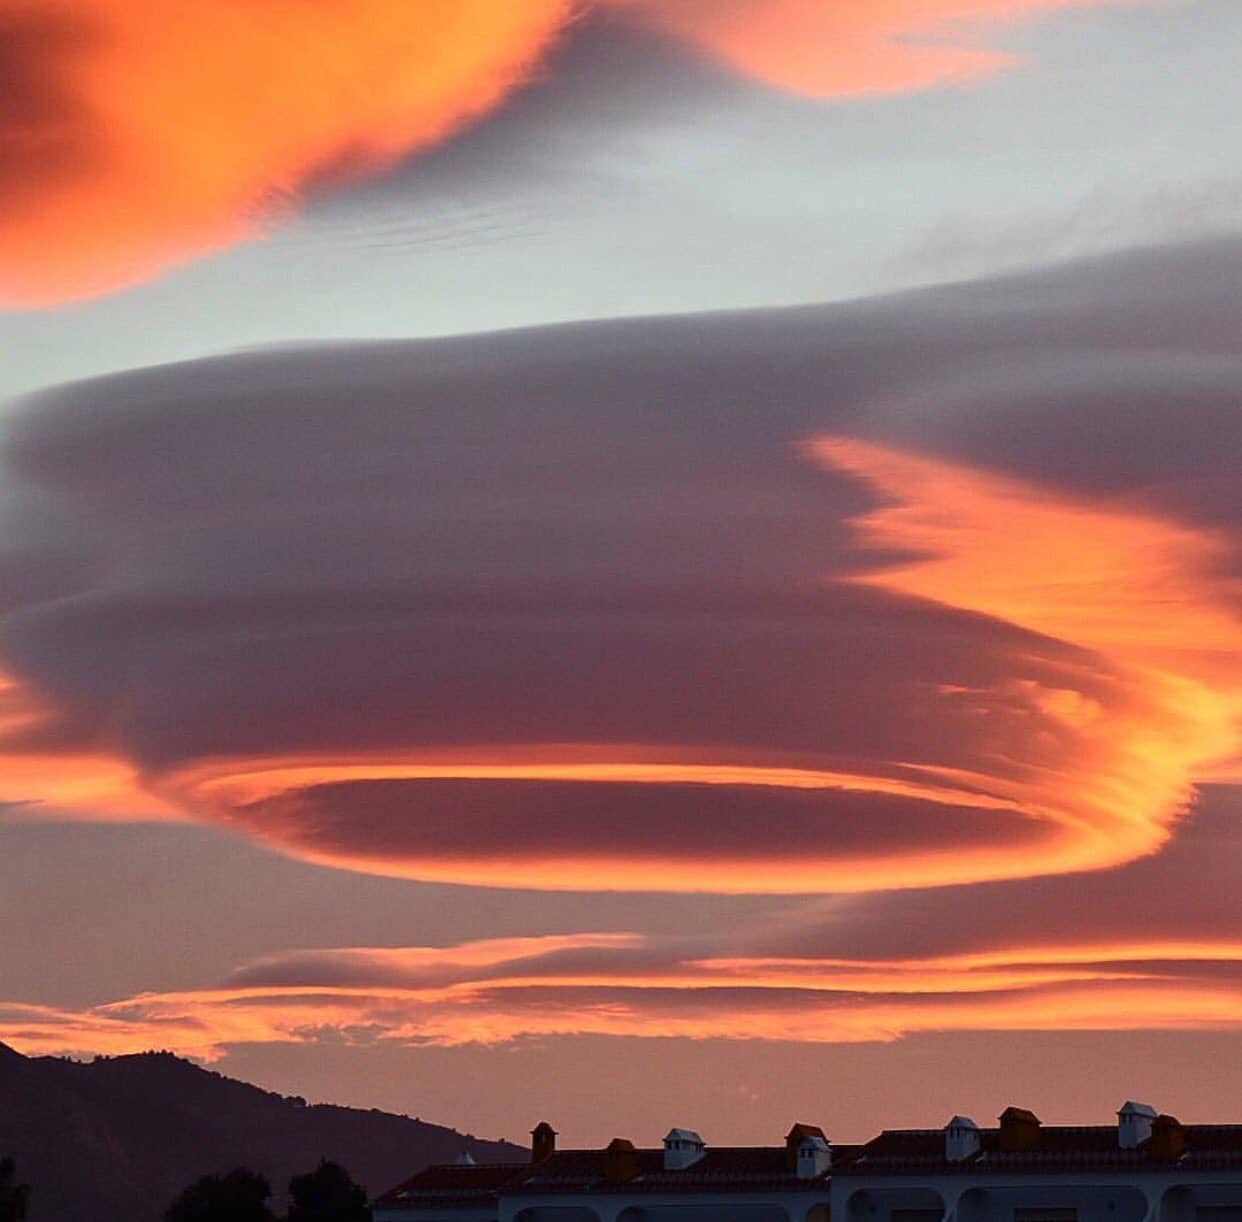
[[0, 239, 1236, 892], [0, 0, 1165, 304]]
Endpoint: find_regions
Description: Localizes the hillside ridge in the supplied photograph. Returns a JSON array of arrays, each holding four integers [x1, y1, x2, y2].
[[0, 1041, 522, 1221]]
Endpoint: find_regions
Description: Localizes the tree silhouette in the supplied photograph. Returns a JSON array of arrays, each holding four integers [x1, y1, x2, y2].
[[288, 1160, 371, 1222], [0, 1158, 30, 1222], [165, 1167, 276, 1222]]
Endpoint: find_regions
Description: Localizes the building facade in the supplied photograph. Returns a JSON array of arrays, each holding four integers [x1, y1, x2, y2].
[[374, 1106, 1242, 1222]]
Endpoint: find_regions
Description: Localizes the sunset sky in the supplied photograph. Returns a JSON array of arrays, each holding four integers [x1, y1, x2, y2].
[[1, 0, 1239, 1148]]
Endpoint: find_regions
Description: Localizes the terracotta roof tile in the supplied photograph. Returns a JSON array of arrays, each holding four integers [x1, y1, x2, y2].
[[839, 1125, 1242, 1175], [374, 1163, 526, 1208], [514, 1146, 836, 1193]]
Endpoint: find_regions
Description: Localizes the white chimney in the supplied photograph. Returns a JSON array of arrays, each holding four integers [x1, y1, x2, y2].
[[945, 1116, 981, 1162], [663, 1128, 706, 1170], [1118, 1102, 1157, 1149], [797, 1135, 831, 1179]]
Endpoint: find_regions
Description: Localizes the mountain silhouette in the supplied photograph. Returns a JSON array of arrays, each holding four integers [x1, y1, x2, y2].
[[0, 1042, 521, 1221]]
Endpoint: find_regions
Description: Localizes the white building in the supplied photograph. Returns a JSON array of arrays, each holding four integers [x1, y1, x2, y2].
[[835, 1105, 1242, 1222], [374, 1107, 1242, 1222], [375, 1122, 834, 1222]]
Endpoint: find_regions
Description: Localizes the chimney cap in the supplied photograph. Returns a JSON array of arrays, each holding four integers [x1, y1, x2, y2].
[[786, 1123, 827, 1143], [663, 1129, 707, 1171], [1000, 1107, 1041, 1125], [946, 1116, 979, 1131], [664, 1128, 704, 1145], [531, 1121, 558, 1165], [605, 1137, 640, 1184], [1119, 1101, 1158, 1119], [1148, 1114, 1185, 1162]]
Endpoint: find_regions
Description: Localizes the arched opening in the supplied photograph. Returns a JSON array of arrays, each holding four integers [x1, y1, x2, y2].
[[515, 1208, 604, 1222], [959, 1184, 1149, 1222], [848, 1187, 948, 1222], [618, 1205, 793, 1222]]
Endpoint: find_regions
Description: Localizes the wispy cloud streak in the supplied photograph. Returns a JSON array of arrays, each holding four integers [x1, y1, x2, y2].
[[5, 930, 1242, 1059], [618, 0, 1169, 98]]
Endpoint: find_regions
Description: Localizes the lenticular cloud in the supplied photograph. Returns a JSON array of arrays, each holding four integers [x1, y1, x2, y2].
[[0, 239, 1237, 892]]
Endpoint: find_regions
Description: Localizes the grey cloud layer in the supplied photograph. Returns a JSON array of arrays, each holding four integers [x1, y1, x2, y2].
[[4, 2, 1242, 402]]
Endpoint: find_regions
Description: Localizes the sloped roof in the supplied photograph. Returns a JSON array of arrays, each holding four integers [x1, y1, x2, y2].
[[377, 1120, 1242, 1210], [515, 1143, 846, 1193], [839, 1125, 1242, 1175], [374, 1162, 527, 1209], [378, 1142, 849, 1208]]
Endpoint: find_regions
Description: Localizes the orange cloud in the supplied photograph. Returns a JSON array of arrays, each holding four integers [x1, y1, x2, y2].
[[610, 0, 1164, 99], [0, 0, 576, 305], [0, 430, 1234, 894], [99, 438, 1230, 894], [4, 932, 1242, 1060], [0, 0, 1164, 305], [809, 436, 1240, 873], [0, 674, 176, 821], [155, 747, 1043, 893]]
